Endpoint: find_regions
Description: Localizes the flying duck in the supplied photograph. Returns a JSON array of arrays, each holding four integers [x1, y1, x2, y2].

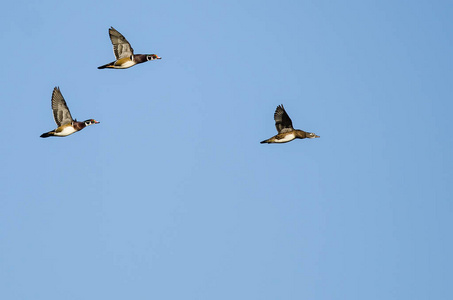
[[98, 27, 161, 69], [40, 87, 99, 138], [260, 104, 319, 144]]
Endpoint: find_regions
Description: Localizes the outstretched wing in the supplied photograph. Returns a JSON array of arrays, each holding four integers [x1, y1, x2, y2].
[[51, 87, 73, 127], [274, 104, 293, 133], [109, 27, 134, 59]]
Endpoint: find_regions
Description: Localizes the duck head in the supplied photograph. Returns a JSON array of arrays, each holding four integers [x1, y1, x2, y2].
[[146, 54, 161, 61], [306, 132, 320, 138], [84, 119, 100, 126]]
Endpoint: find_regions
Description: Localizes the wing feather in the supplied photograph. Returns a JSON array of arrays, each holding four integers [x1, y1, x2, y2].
[[109, 27, 134, 59], [274, 104, 294, 133], [51, 87, 73, 127]]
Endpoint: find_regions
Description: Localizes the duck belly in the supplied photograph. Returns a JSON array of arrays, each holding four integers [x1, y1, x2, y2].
[[114, 58, 136, 68], [276, 132, 296, 143], [54, 126, 77, 136]]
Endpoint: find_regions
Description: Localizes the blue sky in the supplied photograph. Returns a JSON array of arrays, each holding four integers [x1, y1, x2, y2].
[[1, 0, 452, 299]]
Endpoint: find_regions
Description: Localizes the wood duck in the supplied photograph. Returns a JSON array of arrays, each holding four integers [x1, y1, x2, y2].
[[260, 104, 319, 144], [98, 27, 161, 69], [40, 87, 99, 138]]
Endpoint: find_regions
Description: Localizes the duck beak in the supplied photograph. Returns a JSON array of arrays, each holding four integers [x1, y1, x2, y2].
[[315, 135, 320, 138], [157, 56, 162, 59], [94, 120, 100, 124]]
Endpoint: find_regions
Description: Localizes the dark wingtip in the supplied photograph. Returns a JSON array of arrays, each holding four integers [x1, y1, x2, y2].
[[260, 140, 267, 144], [40, 133, 50, 138]]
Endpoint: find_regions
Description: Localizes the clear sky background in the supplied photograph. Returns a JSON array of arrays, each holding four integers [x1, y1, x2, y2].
[[1, 0, 452, 299]]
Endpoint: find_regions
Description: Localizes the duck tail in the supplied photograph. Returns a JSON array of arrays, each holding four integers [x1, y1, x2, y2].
[[40, 131, 53, 138], [98, 62, 114, 69]]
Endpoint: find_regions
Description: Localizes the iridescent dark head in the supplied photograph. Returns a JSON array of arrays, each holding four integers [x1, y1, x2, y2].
[[84, 119, 100, 126], [146, 54, 161, 61]]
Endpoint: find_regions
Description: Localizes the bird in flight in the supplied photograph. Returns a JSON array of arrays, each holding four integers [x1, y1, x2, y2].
[[98, 27, 161, 69], [40, 87, 99, 138], [260, 104, 319, 144]]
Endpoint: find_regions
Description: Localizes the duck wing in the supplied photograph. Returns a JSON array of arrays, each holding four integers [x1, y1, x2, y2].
[[51, 87, 73, 127], [109, 27, 134, 60], [274, 104, 294, 133]]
